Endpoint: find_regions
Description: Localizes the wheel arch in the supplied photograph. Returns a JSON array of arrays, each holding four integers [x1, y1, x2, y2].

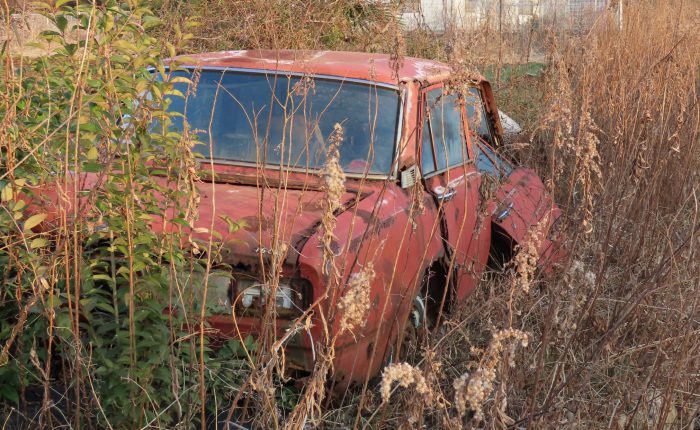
[[488, 221, 517, 271]]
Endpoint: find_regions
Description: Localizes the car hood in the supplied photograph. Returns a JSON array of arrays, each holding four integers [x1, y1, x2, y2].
[[30, 173, 371, 268], [188, 180, 370, 266]]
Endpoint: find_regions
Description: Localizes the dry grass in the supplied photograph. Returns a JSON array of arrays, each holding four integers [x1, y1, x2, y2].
[[341, 2, 699, 428]]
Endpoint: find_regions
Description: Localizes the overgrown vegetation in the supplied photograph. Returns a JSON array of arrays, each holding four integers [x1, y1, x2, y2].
[[0, 2, 252, 427], [1, 0, 699, 428]]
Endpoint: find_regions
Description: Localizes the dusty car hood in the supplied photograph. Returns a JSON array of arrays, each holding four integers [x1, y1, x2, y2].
[[190, 181, 368, 266], [29, 171, 371, 267]]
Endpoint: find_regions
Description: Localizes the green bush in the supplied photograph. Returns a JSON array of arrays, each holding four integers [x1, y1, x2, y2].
[[0, 1, 248, 427]]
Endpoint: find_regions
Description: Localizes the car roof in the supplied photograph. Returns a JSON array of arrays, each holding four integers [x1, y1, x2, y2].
[[170, 49, 453, 85]]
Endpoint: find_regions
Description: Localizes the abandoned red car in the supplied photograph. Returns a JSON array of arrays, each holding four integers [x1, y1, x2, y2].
[[163, 50, 564, 386]]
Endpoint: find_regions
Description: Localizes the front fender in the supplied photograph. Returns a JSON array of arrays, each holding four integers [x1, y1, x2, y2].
[[297, 183, 443, 385]]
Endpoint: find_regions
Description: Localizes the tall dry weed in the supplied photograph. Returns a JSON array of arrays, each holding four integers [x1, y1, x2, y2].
[[375, 1, 700, 429]]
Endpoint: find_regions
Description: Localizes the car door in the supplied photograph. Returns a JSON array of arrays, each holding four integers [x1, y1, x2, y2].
[[419, 85, 489, 303], [466, 85, 562, 263]]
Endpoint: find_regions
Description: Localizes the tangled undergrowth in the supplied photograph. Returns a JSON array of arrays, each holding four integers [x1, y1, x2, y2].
[[1, 0, 699, 429]]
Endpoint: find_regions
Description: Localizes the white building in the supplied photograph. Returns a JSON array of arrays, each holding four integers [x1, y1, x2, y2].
[[397, 0, 608, 31]]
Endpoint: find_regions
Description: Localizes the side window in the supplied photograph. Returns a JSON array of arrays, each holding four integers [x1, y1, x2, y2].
[[466, 87, 514, 178], [465, 87, 495, 147], [474, 141, 513, 178], [421, 113, 437, 173], [420, 88, 468, 175]]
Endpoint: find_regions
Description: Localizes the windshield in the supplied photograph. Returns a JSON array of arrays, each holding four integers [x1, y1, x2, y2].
[[165, 69, 400, 176]]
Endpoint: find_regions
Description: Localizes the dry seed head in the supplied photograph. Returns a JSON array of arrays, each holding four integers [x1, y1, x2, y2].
[[338, 263, 375, 335], [323, 123, 346, 212], [486, 328, 529, 368], [185, 67, 201, 99], [380, 362, 431, 403], [556, 260, 596, 337], [536, 52, 574, 186], [454, 328, 529, 421], [424, 349, 443, 376], [511, 215, 548, 294], [292, 75, 315, 97], [320, 123, 346, 276], [387, 17, 405, 81], [575, 109, 602, 232], [407, 174, 426, 230], [368, 58, 377, 80], [287, 352, 333, 427], [453, 368, 495, 422]]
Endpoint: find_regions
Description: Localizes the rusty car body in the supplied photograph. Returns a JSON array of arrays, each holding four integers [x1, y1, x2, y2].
[[154, 50, 564, 386]]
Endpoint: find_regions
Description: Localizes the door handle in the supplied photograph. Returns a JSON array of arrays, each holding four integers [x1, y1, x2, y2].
[[495, 202, 513, 222], [436, 188, 457, 202]]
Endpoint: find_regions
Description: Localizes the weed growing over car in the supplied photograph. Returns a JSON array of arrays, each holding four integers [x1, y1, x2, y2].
[[321, 123, 346, 280], [338, 262, 374, 337]]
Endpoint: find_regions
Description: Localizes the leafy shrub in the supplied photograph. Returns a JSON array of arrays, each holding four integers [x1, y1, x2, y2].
[[0, 1, 249, 427]]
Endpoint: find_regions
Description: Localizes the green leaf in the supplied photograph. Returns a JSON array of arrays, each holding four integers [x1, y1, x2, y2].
[[104, 12, 115, 32], [79, 122, 99, 133], [169, 76, 192, 85], [170, 217, 191, 228], [13, 199, 26, 212], [87, 146, 99, 161], [83, 162, 102, 173], [95, 302, 115, 314], [113, 40, 138, 53], [87, 79, 103, 89], [134, 309, 152, 322], [220, 214, 244, 234], [55, 15, 68, 33], [24, 213, 47, 231], [1, 184, 13, 202], [0, 386, 19, 406], [142, 15, 162, 30], [64, 43, 77, 56], [40, 30, 61, 38], [30, 238, 49, 249]]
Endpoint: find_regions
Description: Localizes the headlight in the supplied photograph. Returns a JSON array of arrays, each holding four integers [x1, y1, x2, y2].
[[237, 280, 294, 309], [234, 276, 310, 316], [177, 270, 234, 314]]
